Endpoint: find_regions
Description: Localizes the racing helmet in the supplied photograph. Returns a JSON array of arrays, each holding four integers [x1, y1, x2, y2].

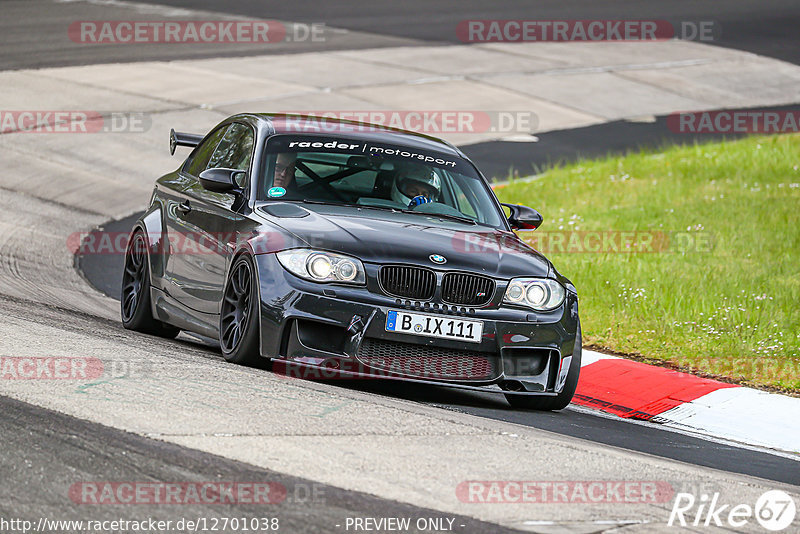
[[391, 164, 442, 207]]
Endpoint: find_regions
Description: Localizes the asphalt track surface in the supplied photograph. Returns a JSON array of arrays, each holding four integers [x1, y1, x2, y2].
[[0, 394, 515, 533], [149, 0, 800, 65], [77, 213, 800, 488], [3, 0, 799, 69], [4, 0, 798, 180]]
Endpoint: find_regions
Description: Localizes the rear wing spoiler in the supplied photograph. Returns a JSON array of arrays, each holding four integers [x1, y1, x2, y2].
[[169, 128, 203, 155]]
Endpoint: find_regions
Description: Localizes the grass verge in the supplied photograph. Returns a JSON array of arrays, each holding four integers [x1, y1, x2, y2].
[[495, 134, 800, 392]]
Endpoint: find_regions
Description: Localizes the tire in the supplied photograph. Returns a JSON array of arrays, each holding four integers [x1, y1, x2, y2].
[[219, 254, 263, 366], [121, 230, 180, 338], [505, 321, 582, 411]]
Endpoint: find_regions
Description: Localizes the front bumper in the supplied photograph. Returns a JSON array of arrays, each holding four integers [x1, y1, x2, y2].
[[254, 254, 579, 395]]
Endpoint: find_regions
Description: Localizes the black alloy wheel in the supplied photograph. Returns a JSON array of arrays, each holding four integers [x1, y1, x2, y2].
[[220, 255, 262, 365], [120, 230, 179, 338]]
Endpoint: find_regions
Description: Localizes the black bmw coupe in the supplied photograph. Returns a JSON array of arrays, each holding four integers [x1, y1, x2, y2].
[[121, 114, 581, 410]]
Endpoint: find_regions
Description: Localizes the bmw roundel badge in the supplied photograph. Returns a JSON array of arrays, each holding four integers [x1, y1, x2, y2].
[[429, 254, 447, 264]]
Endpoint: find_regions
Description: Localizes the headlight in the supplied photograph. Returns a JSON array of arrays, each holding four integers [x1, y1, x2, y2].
[[276, 249, 366, 285], [503, 278, 565, 311]]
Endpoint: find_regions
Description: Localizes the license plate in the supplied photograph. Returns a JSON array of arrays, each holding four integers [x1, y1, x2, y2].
[[385, 310, 483, 343]]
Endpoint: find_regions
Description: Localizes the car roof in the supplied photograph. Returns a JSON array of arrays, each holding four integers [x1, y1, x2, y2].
[[228, 113, 466, 158]]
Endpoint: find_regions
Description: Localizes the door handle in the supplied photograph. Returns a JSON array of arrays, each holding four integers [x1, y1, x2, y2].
[[177, 200, 191, 214]]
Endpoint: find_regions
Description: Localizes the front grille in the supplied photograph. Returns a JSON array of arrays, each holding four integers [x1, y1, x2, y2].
[[442, 273, 495, 306], [379, 265, 436, 300], [356, 338, 499, 380]]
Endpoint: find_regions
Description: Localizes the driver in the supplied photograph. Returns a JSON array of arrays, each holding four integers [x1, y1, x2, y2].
[[272, 152, 297, 190], [391, 164, 441, 209]]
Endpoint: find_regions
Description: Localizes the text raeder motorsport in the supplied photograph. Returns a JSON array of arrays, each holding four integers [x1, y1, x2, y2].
[[286, 140, 458, 168]]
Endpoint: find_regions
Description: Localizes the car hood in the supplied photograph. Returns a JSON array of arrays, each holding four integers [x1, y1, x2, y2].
[[256, 204, 551, 279]]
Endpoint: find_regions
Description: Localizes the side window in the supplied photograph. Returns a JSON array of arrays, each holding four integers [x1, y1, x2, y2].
[[185, 127, 227, 177], [447, 172, 479, 218], [208, 123, 254, 173]]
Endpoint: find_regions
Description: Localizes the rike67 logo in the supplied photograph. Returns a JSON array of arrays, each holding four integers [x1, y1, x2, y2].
[[669, 490, 797, 531]]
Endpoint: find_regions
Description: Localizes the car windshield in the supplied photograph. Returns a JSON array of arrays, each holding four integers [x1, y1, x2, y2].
[[257, 134, 506, 228]]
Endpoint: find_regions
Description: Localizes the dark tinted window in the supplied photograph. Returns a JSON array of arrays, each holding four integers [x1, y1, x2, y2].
[[208, 123, 254, 173], [185, 126, 227, 177]]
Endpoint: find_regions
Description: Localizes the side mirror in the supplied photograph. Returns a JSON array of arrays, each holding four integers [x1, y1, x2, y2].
[[198, 168, 244, 194], [501, 203, 543, 231]]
